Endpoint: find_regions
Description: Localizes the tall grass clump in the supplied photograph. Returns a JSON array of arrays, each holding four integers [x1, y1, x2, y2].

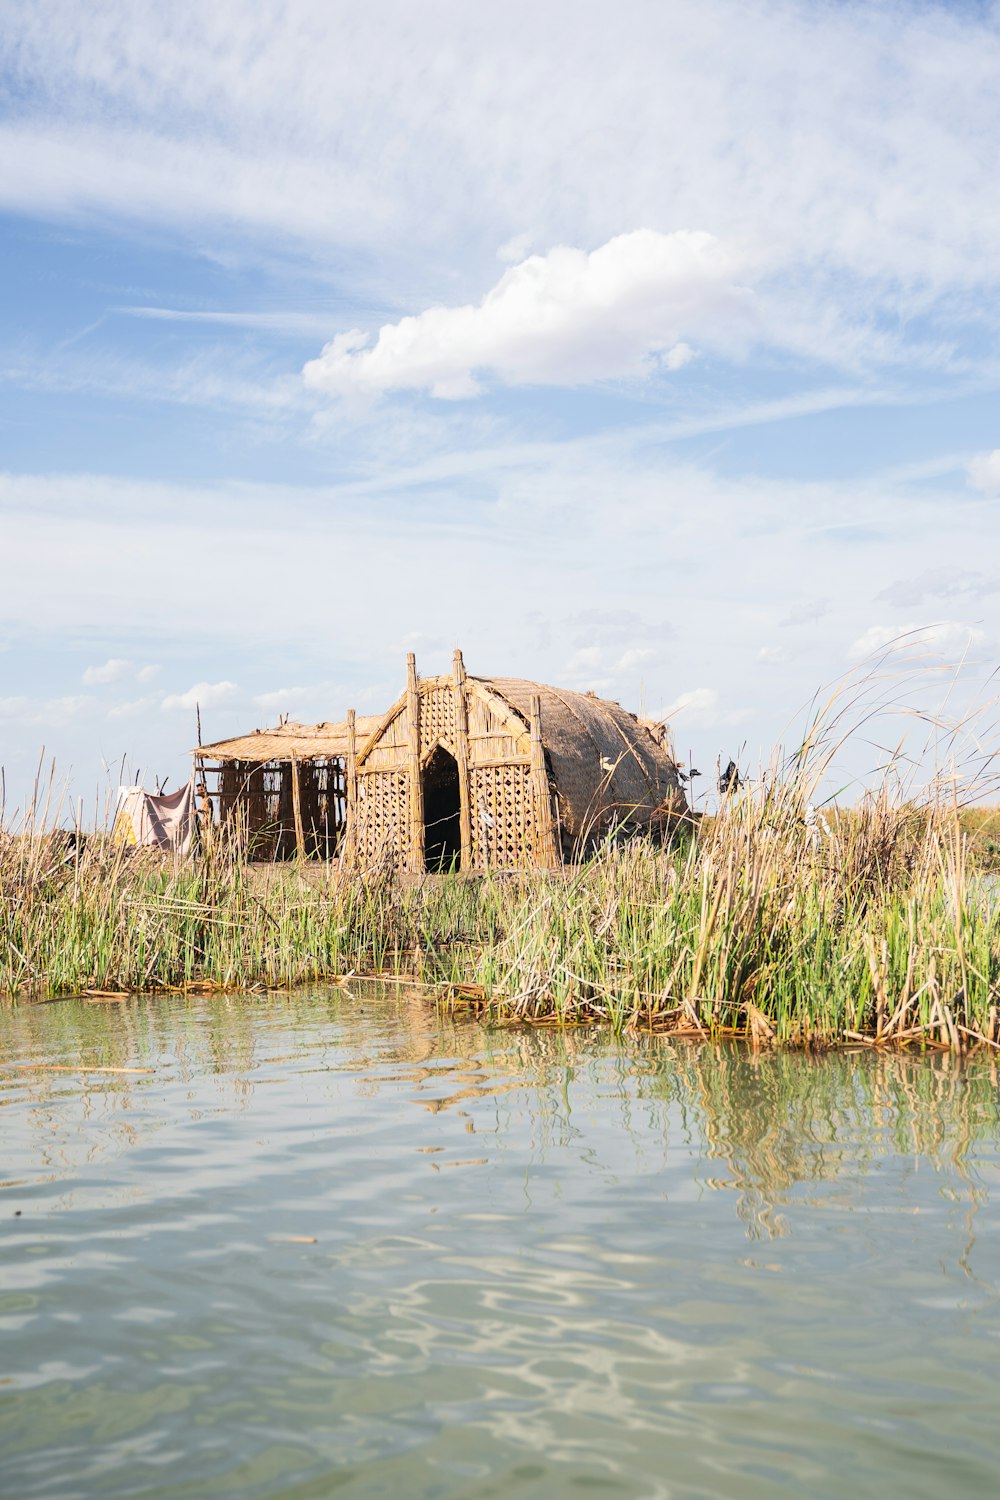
[[2, 664, 999, 1049], [473, 662, 1000, 1047]]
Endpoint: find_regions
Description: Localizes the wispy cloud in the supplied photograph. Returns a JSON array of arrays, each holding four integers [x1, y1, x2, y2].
[[252, 687, 310, 713], [83, 658, 161, 688], [108, 694, 159, 720], [82, 657, 132, 685], [780, 600, 830, 630], [0, 694, 92, 725], [662, 687, 750, 730], [161, 681, 239, 712], [877, 567, 999, 609], [967, 449, 1000, 495], [849, 621, 989, 662], [118, 306, 347, 336], [0, 344, 304, 415], [0, 1, 998, 374]]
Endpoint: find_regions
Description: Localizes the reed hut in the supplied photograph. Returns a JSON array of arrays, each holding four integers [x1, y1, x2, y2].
[[197, 717, 381, 859], [344, 650, 686, 872]]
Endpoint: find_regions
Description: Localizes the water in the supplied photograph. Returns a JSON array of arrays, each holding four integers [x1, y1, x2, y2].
[[1, 987, 999, 1499]]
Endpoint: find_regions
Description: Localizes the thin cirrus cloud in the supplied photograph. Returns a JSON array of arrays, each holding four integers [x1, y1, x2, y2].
[[4, 1, 1000, 302], [967, 450, 1000, 494], [302, 230, 749, 400], [877, 567, 999, 609], [849, 622, 988, 661]]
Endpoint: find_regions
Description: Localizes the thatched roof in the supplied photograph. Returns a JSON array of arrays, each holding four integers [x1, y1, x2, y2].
[[477, 678, 684, 842], [196, 717, 382, 764]]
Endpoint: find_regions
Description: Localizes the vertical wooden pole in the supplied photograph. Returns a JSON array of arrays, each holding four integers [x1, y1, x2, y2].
[[452, 648, 472, 871], [194, 702, 207, 855], [529, 693, 558, 869], [405, 652, 424, 872], [343, 708, 358, 867], [346, 709, 358, 823], [290, 752, 307, 860]]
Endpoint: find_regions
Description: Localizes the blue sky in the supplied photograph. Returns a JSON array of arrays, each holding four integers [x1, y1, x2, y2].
[[1, 0, 998, 814]]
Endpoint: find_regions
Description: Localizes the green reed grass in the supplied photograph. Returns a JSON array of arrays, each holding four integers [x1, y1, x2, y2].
[[1, 787, 998, 1050], [2, 661, 999, 1049]]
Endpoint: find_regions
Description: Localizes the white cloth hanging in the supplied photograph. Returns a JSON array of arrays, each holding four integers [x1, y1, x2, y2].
[[114, 779, 197, 855]]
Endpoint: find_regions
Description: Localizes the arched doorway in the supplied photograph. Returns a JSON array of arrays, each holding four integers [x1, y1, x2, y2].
[[422, 746, 462, 871]]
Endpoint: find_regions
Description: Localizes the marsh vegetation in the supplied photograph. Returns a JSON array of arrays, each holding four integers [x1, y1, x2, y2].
[[3, 669, 999, 1049], [2, 784, 998, 1051]]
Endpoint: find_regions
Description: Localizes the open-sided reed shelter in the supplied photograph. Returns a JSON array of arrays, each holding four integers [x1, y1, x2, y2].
[[196, 717, 381, 859], [344, 650, 686, 872]]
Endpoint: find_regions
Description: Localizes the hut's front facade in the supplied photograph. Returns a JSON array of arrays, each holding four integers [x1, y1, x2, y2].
[[345, 651, 685, 872]]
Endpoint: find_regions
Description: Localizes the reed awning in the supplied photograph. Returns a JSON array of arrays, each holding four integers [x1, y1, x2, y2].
[[195, 717, 382, 764]]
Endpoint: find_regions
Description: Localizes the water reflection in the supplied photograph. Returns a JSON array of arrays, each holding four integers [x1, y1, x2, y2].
[[2, 986, 999, 1500], [3, 984, 998, 1246]]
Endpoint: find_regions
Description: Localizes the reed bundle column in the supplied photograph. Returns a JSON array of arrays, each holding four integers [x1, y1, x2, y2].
[[529, 693, 558, 869], [452, 648, 472, 871], [344, 707, 358, 865], [405, 652, 424, 873], [290, 752, 307, 860]]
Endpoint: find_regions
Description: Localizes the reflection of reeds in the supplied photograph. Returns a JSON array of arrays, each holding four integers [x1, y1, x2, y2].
[[7, 988, 995, 1251], [661, 1043, 998, 1238]]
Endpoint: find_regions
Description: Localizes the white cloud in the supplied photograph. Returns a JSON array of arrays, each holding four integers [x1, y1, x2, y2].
[[252, 687, 308, 712], [566, 646, 603, 674], [107, 694, 159, 719], [877, 568, 999, 608], [849, 621, 988, 661], [497, 231, 536, 264], [568, 610, 675, 649], [967, 450, 1000, 494], [613, 647, 658, 675], [662, 687, 749, 730], [82, 657, 132, 685], [561, 639, 663, 692], [757, 646, 789, 665], [662, 342, 695, 371], [1, 450, 998, 806], [0, 694, 91, 725], [780, 599, 830, 629], [161, 680, 239, 712], [3, 0, 1000, 375], [302, 231, 747, 399], [136, 663, 160, 683]]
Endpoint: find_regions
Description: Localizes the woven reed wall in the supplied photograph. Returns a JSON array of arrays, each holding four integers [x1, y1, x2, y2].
[[213, 756, 347, 859], [470, 762, 533, 867], [352, 769, 410, 866]]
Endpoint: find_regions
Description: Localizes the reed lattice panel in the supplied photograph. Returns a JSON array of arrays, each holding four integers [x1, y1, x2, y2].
[[471, 763, 533, 869], [419, 685, 456, 753], [354, 770, 409, 866]]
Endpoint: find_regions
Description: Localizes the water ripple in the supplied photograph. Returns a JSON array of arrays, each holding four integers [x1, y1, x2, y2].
[[1, 986, 998, 1498]]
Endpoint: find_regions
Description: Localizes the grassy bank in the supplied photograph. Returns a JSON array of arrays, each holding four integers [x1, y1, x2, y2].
[[2, 779, 998, 1050]]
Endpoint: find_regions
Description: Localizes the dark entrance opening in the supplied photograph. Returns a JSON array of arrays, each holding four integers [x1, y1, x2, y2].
[[422, 746, 462, 872]]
